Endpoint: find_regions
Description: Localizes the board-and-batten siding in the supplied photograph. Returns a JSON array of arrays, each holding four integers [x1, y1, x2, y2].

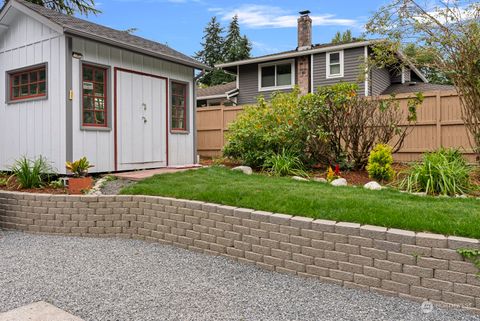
[[71, 37, 195, 172], [312, 47, 365, 95], [237, 62, 292, 105], [0, 10, 66, 173]]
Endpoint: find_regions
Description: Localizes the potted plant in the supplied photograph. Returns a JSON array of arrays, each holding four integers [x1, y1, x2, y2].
[[66, 157, 94, 194]]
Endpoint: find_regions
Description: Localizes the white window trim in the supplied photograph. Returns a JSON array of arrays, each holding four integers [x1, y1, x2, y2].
[[258, 59, 295, 92], [326, 50, 344, 79]]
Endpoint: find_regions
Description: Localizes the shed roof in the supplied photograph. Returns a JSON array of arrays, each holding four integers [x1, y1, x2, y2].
[[6, 0, 208, 70]]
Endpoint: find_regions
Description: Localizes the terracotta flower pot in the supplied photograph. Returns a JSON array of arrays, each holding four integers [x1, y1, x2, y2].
[[68, 177, 93, 195]]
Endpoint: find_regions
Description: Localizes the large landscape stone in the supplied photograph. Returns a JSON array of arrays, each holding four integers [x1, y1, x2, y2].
[[331, 178, 347, 186], [364, 181, 382, 190], [232, 166, 253, 175], [292, 176, 308, 181]]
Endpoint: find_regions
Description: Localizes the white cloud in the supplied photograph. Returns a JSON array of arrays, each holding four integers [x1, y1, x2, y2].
[[210, 5, 358, 29]]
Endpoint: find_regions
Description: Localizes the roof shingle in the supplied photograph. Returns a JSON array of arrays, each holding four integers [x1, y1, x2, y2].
[[382, 82, 455, 95], [197, 82, 237, 98]]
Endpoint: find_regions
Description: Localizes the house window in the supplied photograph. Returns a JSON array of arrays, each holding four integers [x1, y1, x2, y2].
[[171, 82, 187, 131], [326, 51, 344, 78], [82, 65, 107, 127], [8, 65, 47, 102], [259, 60, 294, 91]]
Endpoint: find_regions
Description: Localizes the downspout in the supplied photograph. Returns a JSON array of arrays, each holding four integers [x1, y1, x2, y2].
[[193, 70, 206, 164], [65, 36, 73, 168]]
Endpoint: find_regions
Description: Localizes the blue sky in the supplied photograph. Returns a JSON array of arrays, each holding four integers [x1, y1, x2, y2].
[[86, 0, 389, 58]]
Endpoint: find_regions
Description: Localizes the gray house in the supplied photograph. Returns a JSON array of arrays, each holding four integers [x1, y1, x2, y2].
[[216, 11, 452, 105]]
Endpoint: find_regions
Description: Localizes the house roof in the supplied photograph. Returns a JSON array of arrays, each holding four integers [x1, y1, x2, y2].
[[5, 0, 208, 70], [382, 82, 455, 95], [216, 40, 375, 69], [197, 82, 237, 99], [216, 39, 428, 84]]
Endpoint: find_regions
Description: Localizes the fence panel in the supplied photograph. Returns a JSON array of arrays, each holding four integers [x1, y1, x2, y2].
[[196, 91, 477, 162]]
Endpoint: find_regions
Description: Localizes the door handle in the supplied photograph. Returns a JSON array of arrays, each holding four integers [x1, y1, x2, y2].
[[142, 116, 147, 124]]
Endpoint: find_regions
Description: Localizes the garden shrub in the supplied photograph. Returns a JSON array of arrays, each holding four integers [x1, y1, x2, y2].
[[262, 149, 307, 177], [366, 144, 395, 182], [224, 83, 423, 169], [8, 156, 55, 189], [299, 83, 423, 169], [399, 148, 472, 196], [223, 88, 304, 168]]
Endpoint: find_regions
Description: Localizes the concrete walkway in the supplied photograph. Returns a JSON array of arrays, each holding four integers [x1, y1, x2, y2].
[[0, 302, 84, 321], [113, 165, 202, 181], [0, 231, 478, 321]]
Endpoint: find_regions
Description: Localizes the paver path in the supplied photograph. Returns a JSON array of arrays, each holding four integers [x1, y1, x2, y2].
[[0, 231, 478, 321], [0, 302, 84, 321]]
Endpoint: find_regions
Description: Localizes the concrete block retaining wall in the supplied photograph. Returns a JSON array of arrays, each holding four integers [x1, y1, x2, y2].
[[1, 190, 479, 311]]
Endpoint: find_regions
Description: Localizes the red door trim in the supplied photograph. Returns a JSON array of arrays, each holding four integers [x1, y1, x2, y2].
[[113, 67, 169, 171]]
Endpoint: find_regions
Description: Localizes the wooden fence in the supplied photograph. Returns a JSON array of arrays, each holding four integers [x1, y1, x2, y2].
[[196, 90, 478, 162]]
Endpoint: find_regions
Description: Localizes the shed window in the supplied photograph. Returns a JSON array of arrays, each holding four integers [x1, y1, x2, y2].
[[9, 65, 47, 102], [259, 60, 294, 91], [326, 51, 344, 78], [82, 65, 107, 127], [171, 82, 187, 131]]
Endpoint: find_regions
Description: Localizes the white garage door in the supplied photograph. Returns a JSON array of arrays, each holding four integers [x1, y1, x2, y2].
[[116, 69, 167, 171]]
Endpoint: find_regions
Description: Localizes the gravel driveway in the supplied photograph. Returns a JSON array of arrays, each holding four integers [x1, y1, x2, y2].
[[0, 231, 478, 321]]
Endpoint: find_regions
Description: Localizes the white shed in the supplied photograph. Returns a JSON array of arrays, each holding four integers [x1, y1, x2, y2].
[[0, 0, 207, 174]]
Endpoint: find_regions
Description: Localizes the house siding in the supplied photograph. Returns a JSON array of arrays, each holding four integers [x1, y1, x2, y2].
[[0, 10, 66, 173], [312, 47, 365, 95], [71, 37, 195, 172], [371, 67, 391, 96], [237, 61, 294, 105]]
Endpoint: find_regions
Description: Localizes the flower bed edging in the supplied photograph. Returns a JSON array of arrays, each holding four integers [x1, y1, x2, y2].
[[0, 190, 479, 312]]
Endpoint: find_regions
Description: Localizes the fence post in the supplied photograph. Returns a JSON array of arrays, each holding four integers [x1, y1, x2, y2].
[[436, 91, 442, 149], [220, 105, 225, 150]]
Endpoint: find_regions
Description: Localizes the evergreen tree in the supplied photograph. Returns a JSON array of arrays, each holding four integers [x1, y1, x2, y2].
[[195, 15, 252, 86], [224, 15, 251, 62], [24, 0, 100, 15], [195, 17, 225, 66]]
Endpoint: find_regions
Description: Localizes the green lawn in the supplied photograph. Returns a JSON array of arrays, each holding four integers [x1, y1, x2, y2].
[[121, 167, 480, 239]]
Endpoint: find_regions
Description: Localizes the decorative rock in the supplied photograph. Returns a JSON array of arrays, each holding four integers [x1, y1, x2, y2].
[[331, 178, 347, 186], [313, 177, 328, 183], [292, 176, 308, 181], [411, 192, 427, 197], [232, 166, 253, 175], [364, 181, 382, 190]]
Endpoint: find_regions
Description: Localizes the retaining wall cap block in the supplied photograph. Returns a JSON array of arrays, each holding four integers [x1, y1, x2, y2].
[[290, 216, 314, 229], [251, 211, 273, 222], [233, 208, 254, 219], [416, 232, 448, 248], [335, 222, 361, 235], [269, 213, 292, 225], [386, 228, 416, 244], [311, 219, 336, 232], [448, 236, 480, 250], [360, 225, 387, 239]]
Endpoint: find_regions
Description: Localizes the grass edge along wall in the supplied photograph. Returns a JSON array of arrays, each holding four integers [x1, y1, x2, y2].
[[1, 190, 480, 312]]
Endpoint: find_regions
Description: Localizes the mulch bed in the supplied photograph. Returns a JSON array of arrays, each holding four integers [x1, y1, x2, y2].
[[0, 175, 67, 194]]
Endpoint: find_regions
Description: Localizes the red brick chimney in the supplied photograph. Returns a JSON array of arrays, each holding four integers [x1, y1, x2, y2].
[[298, 10, 312, 51]]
